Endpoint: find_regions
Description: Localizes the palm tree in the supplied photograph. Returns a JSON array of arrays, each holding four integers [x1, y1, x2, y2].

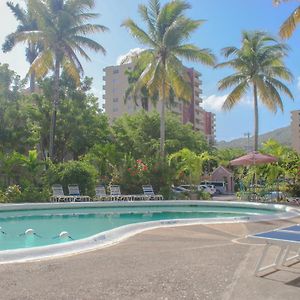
[[273, 0, 300, 38], [2, 1, 41, 92], [12, 0, 108, 160], [122, 0, 215, 158], [216, 31, 293, 151]]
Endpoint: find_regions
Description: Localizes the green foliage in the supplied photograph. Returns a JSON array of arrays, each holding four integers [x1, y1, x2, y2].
[[47, 160, 98, 196], [112, 111, 209, 158], [27, 74, 111, 161]]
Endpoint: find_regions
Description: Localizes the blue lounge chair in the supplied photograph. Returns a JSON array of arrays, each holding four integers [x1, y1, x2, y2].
[[250, 224, 300, 276]]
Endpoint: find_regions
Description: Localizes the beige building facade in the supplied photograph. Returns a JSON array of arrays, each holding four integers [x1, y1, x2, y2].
[[103, 63, 215, 144], [291, 110, 300, 153]]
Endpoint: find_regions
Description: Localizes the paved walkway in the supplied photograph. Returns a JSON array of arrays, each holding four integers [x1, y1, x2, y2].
[[0, 217, 300, 300]]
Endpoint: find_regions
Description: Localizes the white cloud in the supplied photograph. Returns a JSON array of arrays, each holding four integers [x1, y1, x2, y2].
[[202, 94, 252, 112], [116, 48, 144, 65], [202, 94, 228, 112]]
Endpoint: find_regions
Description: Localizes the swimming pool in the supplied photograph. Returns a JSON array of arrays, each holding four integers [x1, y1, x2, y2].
[[0, 201, 298, 263]]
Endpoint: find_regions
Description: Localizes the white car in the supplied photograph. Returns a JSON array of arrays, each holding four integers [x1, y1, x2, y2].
[[197, 184, 216, 195], [172, 184, 216, 196]]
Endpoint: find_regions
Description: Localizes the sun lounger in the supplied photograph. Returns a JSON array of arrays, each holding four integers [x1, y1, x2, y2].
[[250, 225, 300, 276], [50, 184, 75, 202], [68, 184, 91, 202], [110, 185, 132, 201], [94, 185, 111, 201], [142, 185, 164, 200]]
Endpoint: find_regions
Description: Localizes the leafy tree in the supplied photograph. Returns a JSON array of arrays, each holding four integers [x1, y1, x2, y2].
[[2, 1, 41, 92], [0, 64, 34, 153], [216, 31, 293, 151], [14, 0, 108, 159], [169, 148, 213, 185], [112, 111, 209, 158], [28, 73, 111, 162], [122, 0, 215, 157]]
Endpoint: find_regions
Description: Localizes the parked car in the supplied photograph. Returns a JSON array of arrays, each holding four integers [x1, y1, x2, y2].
[[197, 184, 216, 195], [172, 184, 216, 196], [200, 181, 226, 194]]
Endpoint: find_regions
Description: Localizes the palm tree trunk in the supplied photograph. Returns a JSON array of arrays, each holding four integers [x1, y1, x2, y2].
[[160, 78, 166, 158], [253, 83, 259, 151], [49, 56, 60, 160], [29, 72, 35, 93]]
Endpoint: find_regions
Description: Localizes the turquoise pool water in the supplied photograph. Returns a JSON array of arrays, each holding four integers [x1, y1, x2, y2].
[[0, 205, 277, 251]]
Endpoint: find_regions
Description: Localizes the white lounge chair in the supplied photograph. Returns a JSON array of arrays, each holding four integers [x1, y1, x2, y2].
[[110, 185, 132, 201], [50, 184, 74, 202], [94, 185, 111, 201], [250, 224, 300, 276], [68, 184, 91, 202], [142, 185, 164, 200]]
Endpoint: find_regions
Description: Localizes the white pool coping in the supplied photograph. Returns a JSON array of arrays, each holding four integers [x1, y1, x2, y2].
[[0, 200, 299, 264]]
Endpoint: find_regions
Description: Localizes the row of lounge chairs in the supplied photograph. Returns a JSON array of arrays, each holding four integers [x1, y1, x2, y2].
[[50, 184, 163, 202]]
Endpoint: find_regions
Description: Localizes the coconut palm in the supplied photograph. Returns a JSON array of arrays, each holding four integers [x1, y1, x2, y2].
[[122, 0, 215, 158], [2, 1, 41, 92], [273, 0, 300, 38], [12, 0, 108, 160], [216, 31, 293, 151]]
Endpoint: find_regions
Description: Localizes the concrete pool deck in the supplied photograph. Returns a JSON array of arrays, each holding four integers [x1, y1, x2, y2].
[[0, 216, 300, 299]]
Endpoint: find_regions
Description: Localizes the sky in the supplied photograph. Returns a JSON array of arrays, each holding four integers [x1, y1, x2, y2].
[[0, 0, 300, 142]]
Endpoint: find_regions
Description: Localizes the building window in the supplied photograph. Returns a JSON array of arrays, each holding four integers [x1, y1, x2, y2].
[[113, 98, 118, 103], [113, 107, 118, 112], [113, 69, 119, 74]]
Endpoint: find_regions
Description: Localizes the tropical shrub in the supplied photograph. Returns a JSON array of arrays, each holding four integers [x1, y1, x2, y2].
[[46, 160, 97, 196]]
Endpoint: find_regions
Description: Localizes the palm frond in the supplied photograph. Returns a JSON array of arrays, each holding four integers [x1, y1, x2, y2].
[[72, 35, 106, 55], [138, 4, 157, 39], [255, 77, 277, 113], [173, 44, 216, 66], [166, 55, 192, 101], [29, 49, 54, 78], [265, 77, 294, 100], [6, 1, 27, 23], [163, 18, 205, 46], [69, 24, 108, 35], [222, 82, 249, 110], [221, 46, 239, 58], [279, 6, 300, 39], [218, 74, 247, 91], [122, 19, 157, 48]]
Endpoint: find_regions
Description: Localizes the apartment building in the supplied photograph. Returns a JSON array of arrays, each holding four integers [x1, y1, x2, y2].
[[291, 110, 300, 153], [103, 63, 216, 145]]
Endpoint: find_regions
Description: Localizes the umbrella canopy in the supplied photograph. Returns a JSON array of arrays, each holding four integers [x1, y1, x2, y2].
[[230, 151, 277, 166]]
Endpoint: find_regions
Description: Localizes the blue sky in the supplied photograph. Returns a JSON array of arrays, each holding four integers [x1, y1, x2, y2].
[[0, 0, 300, 141]]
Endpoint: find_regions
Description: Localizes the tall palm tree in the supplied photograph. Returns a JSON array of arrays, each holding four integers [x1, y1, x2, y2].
[[122, 0, 215, 158], [12, 0, 108, 160], [273, 0, 300, 38], [2, 1, 41, 92], [216, 31, 293, 151]]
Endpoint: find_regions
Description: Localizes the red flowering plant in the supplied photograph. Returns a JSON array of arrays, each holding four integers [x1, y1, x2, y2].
[[118, 156, 151, 194]]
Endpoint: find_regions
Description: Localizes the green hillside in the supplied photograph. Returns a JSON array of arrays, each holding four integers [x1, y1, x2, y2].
[[217, 126, 291, 149]]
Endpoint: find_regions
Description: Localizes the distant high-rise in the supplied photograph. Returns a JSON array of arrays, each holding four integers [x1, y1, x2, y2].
[[103, 63, 215, 145], [291, 110, 300, 153]]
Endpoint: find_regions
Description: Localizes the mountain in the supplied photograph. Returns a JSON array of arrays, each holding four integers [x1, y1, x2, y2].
[[216, 126, 291, 149]]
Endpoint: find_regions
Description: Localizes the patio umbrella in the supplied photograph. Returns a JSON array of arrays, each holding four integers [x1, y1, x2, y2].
[[230, 151, 278, 196], [230, 151, 277, 166]]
